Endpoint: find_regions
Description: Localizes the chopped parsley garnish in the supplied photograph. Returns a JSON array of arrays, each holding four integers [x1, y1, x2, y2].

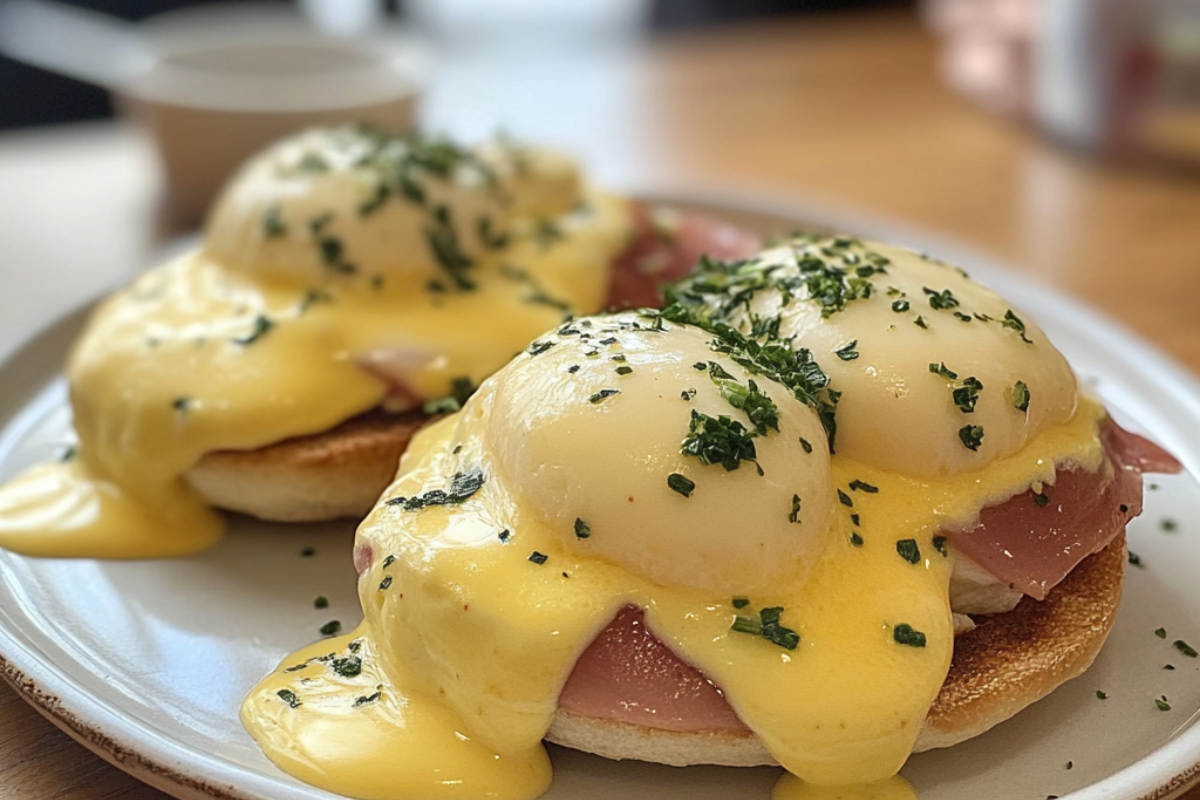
[[893, 623, 927, 648], [923, 287, 959, 310], [615, 365, 633, 375], [834, 340, 859, 361], [426, 204, 475, 290], [379, 575, 393, 590], [681, 410, 759, 472], [732, 597, 751, 609], [59, 445, 77, 463], [1162, 518, 1179, 532], [952, 376, 984, 414], [330, 656, 362, 678], [316, 234, 356, 275], [838, 489, 853, 507], [789, 494, 802, 523], [423, 376, 476, 415], [932, 536, 948, 556], [527, 340, 554, 357], [528, 551, 549, 565], [959, 425, 985, 451], [929, 362, 958, 380], [233, 315, 274, 346], [848, 479, 879, 494], [850, 532, 864, 546], [1013, 381, 1031, 413], [301, 547, 316, 558], [1096, 690, 1108, 700], [172, 397, 192, 414], [385, 467, 486, 511], [716, 377, 780, 436], [1156, 628, 1168, 639], [277, 689, 301, 708], [953, 311, 972, 322], [693, 362, 707, 371], [355, 691, 382, 707], [263, 206, 287, 238], [589, 389, 620, 404], [319, 620, 342, 636], [569, 365, 582, 374], [1034, 492, 1050, 508], [667, 473, 695, 498], [1002, 309, 1034, 343], [892, 299, 910, 313], [1174, 640, 1198, 658], [314, 596, 329, 609], [896, 539, 921, 564], [914, 315, 929, 329], [681, 388, 697, 400], [1156, 696, 1171, 711], [574, 518, 591, 539], [382, 554, 396, 568], [850, 513, 860, 526], [799, 437, 813, 454], [1128, 551, 1144, 567], [731, 606, 800, 650]]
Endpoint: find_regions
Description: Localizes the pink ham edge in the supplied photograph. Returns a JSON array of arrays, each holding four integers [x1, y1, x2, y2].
[[557, 606, 748, 733], [606, 203, 763, 310], [948, 418, 1181, 601]]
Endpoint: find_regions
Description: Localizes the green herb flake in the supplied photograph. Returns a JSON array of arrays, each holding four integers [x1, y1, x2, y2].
[[732, 597, 751, 609], [331, 656, 363, 678], [1156, 628, 1168, 639], [314, 596, 329, 609], [914, 315, 929, 329], [952, 377, 984, 414], [1002, 309, 1034, 343], [932, 535, 948, 556], [1162, 518, 1179, 532], [850, 513, 860, 526], [730, 606, 800, 650], [789, 494, 802, 523], [835, 340, 859, 361], [1128, 551, 1144, 568], [799, 437, 813, 454], [923, 287, 959, 310], [277, 689, 301, 708], [355, 691, 383, 707], [379, 575, 393, 591], [959, 425, 985, 451], [893, 623, 927, 647], [385, 467, 486, 511], [527, 340, 554, 357], [929, 362, 959, 380], [233, 315, 275, 347], [589, 389, 620, 404], [848, 479, 879, 494], [838, 489, 853, 507], [263, 206, 288, 238], [1034, 492, 1050, 508], [896, 539, 921, 564], [681, 388, 697, 401], [1174, 640, 1198, 658], [850, 532, 864, 547], [319, 620, 342, 637], [528, 550, 549, 565], [681, 410, 759, 472], [892, 299, 910, 313], [1156, 696, 1171, 712], [1096, 690, 1108, 700], [1013, 381, 1031, 413], [667, 473, 696, 498], [574, 518, 592, 539]]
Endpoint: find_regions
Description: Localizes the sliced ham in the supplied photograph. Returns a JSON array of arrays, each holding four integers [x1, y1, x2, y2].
[[948, 418, 1181, 601], [557, 606, 748, 733], [606, 204, 763, 310]]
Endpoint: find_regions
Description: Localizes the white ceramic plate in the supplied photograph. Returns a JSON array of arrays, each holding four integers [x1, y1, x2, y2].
[[1, 197, 1199, 800]]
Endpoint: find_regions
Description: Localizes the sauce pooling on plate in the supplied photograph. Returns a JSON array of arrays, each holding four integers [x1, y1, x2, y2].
[[243, 245, 1106, 798], [0, 127, 633, 558]]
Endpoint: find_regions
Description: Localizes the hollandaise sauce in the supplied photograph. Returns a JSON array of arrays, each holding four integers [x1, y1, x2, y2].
[[0, 127, 632, 558], [243, 311, 1105, 798]]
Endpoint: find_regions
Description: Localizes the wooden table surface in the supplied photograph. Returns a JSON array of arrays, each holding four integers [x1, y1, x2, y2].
[[1, 9, 1198, 800]]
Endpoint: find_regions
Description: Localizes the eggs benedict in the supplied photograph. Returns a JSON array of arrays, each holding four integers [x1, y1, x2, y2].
[[241, 236, 1178, 798], [0, 125, 758, 559]]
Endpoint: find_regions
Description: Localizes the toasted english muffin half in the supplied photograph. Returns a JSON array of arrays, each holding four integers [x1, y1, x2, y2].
[[184, 408, 429, 522], [544, 532, 1126, 767]]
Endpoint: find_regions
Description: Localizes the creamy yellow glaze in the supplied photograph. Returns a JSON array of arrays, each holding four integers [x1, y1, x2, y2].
[[0, 127, 633, 558], [243, 310, 1106, 798], [773, 773, 917, 800]]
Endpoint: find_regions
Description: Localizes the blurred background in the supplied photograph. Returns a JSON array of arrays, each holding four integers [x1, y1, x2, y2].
[[1, 0, 1200, 363]]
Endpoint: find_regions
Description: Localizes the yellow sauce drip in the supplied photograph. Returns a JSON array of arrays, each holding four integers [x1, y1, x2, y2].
[[773, 773, 917, 800]]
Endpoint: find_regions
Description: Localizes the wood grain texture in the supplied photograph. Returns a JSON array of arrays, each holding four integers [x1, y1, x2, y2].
[[1, 8, 1197, 800]]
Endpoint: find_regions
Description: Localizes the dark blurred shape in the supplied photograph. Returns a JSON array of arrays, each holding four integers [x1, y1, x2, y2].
[[0, 0, 210, 129], [652, 0, 915, 30]]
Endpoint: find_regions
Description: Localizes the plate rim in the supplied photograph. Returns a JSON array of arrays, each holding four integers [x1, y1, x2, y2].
[[1, 191, 1199, 800]]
